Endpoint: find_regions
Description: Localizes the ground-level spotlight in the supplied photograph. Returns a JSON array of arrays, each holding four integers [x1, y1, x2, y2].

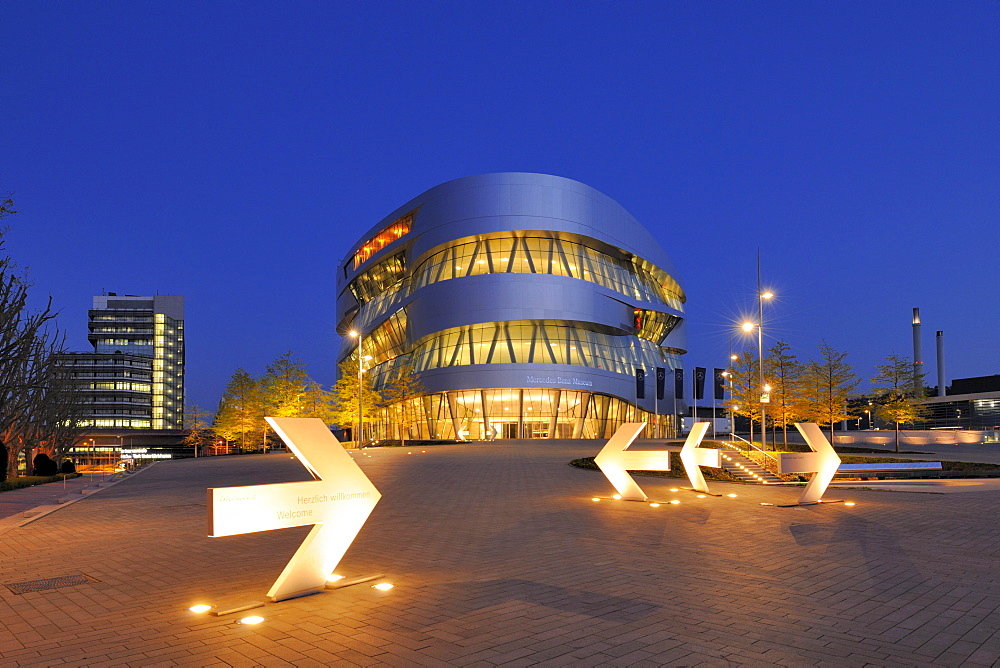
[[238, 615, 265, 625], [669, 500, 680, 505], [328, 574, 345, 582], [649, 503, 660, 508], [591, 497, 601, 502], [844, 502, 856, 506], [669, 488, 679, 492], [372, 582, 394, 591], [697, 494, 707, 498], [612, 494, 622, 500], [188, 604, 213, 613], [727, 494, 738, 498]]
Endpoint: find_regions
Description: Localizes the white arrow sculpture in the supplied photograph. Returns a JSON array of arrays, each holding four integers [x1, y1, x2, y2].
[[776, 422, 842, 504], [678, 422, 720, 493], [208, 417, 381, 601], [594, 422, 720, 500]]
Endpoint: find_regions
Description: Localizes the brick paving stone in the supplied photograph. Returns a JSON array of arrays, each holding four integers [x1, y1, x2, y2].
[[2, 443, 1000, 666]]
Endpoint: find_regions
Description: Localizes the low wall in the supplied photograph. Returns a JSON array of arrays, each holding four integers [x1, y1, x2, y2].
[[833, 430, 986, 446]]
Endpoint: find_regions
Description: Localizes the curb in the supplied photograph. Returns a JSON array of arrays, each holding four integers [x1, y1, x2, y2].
[[0, 463, 160, 533]]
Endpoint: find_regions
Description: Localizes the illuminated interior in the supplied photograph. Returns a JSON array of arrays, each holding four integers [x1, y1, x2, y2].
[[352, 212, 413, 270], [373, 388, 671, 440]]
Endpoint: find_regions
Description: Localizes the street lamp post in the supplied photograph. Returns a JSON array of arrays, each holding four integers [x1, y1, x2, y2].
[[742, 299, 773, 449], [349, 330, 363, 447], [348, 330, 373, 448]]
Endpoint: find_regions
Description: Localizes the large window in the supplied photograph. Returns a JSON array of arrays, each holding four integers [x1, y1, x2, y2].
[[410, 233, 684, 309], [353, 212, 414, 269], [633, 308, 679, 344], [361, 318, 681, 395], [349, 251, 406, 304], [405, 320, 680, 376], [367, 388, 673, 441]]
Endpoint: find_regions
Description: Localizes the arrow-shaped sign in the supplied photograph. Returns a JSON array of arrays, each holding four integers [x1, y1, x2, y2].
[[594, 423, 660, 501], [208, 417, 381, 601], [777, 423, 842, 504], [678, 422, 719, 493], [594, 422, 721, 500]]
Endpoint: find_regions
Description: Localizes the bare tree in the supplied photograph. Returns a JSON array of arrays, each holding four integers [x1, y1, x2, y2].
[[0, 215, 83, 477]]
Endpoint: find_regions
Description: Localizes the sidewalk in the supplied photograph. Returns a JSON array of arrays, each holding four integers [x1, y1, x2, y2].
[[0, 468, 154, 530], [1, 443, 999, 666]]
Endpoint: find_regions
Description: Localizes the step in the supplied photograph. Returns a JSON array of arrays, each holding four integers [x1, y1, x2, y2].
[[717, 449, 784, 484]]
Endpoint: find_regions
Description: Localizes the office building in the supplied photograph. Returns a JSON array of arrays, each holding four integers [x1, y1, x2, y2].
[[58, 294, 186, 466]]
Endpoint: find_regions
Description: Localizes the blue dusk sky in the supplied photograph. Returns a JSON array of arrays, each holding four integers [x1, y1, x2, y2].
[[3, 2, 998, 412]]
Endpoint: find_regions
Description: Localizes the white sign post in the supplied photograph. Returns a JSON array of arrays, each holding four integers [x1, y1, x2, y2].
[[776, 422, 842, 504], [594, 422, 720, 500], [208, 417, 381, 602]]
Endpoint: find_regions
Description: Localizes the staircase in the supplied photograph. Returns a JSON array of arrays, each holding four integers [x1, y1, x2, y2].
[[717, 448, 785, 484]]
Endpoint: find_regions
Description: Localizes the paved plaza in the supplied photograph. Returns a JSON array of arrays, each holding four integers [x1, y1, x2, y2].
[[1, 440, 1000, 666]]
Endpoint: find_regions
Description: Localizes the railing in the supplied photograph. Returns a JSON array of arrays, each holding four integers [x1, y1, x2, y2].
[[722, 434, 781, 475]]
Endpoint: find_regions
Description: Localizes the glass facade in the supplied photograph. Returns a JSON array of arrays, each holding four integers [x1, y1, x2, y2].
[[337, 174, 686, 441], [347, 231, 684, 317], [361, 317, 681, 390], [352, 212, 413, 269], [410, 233, 683, 309], [56, 353, 154, 429], [369, 388, 672, 441], [80, 295, 185, 430]]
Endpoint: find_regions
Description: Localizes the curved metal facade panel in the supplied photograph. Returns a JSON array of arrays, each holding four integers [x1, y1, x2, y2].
[[338, 173, 687, 440]]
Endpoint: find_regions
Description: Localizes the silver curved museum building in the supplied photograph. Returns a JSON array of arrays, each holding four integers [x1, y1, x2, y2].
[[336, 173, 687, 440]]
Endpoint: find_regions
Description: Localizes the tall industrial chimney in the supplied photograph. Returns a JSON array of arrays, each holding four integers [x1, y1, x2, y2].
[[912, 308, 923, 393], [936, 331, 946, 396]]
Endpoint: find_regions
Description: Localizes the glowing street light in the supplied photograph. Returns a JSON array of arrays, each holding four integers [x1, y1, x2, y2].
[[755, 285, 774, 450], [739, 259, 774, 450]]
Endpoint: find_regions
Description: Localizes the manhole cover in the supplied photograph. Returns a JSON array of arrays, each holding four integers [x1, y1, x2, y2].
[[5, 574, 100, 595]]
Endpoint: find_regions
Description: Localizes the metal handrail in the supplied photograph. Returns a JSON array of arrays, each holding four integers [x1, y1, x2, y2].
[[723, 434, 781, 474]]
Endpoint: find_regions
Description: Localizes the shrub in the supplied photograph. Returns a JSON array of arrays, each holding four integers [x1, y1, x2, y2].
[[32, 453, 58, 476], [60, 460, 76, 474], [0, 473, 80, 492]]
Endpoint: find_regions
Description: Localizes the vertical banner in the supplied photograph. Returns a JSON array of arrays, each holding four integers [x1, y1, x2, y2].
[[656, 367, 666, 400], [635, 368, 646, 399], [714, 368, 726, 400], [674, 368, 684, 400], [695, 367, 706, 400]]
